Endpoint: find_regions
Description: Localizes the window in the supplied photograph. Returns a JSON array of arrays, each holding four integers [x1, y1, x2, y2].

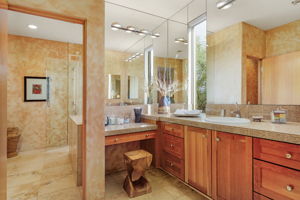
[[144, 46, 154, 104], [188, 16, 207, 110]]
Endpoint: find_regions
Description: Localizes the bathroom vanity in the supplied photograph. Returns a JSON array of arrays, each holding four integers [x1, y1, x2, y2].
[[140, 114, 300, 200]]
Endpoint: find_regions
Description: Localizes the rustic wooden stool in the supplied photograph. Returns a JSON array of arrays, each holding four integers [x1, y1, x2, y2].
[[123, 149, 152, 198]]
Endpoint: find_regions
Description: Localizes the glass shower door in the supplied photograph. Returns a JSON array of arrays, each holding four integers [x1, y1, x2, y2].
[[45, 58, 69, 148]]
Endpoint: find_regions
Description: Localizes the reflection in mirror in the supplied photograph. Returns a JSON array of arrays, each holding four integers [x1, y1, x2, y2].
[[207, 0, 300, 105], [108, 74, 121, 99], [104, 0, 206, 108], [128, 76, 139, 99]]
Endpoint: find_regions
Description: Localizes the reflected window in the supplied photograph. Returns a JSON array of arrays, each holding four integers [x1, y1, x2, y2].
[[128, 76, 139, 99], [189, 16, 207, 111], [108, 74, 121, 99], [144, 46, 154, 104]]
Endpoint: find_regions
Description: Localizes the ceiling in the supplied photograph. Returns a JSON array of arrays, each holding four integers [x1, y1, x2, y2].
[[7, 10, 83, 44], [105, 0, 194, 19], [105, 0, 206, 59], [207, 0, 300, 33]]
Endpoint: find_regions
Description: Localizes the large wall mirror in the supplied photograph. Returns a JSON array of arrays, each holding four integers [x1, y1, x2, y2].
[[105, 0, 206, 106], [207, 0, 300, 105]]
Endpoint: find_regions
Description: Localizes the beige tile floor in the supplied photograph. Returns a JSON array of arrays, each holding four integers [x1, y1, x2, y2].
[[7, 146, 82, 200], [8, 147, 208, 200], [105, 169, 209, 200]]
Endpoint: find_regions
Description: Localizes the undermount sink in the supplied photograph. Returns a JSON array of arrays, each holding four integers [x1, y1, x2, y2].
[[205, 117, 250, 125]]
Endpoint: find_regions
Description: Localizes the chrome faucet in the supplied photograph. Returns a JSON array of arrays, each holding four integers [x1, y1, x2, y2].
[[232, 102, 241, 118]]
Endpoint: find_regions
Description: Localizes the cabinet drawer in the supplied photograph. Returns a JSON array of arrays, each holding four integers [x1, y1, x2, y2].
[[254, 160, 300, 200], [105, 131, 156, 146], [163, 123, 184, 138], [162, 151, 184, 180], [254, 193, 272, 200], [254, 138, 300, 170], [163, 133, 184, 159]]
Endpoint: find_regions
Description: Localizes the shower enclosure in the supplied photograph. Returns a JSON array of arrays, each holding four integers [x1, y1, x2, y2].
[[45, 45, 83, 148]]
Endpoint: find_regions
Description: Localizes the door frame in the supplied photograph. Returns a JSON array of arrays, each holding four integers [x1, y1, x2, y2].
[[0, 4, 88, 199]]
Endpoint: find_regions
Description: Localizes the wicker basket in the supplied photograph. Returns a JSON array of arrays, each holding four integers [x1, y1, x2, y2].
[[7, 127, 21, 158]]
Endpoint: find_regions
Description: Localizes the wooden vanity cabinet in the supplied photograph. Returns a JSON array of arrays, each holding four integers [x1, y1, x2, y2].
[[212, 131, 253, 200], [186, 127, 212, 196], [254, 193, 272, 200], [161, 122, 185, 180], [254, 138, 300, 200]]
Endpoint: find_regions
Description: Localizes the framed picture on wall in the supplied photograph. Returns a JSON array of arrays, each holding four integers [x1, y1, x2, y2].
[[24, 76, 49, 102]]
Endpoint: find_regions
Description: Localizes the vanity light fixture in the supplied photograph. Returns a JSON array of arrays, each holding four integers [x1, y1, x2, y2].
[[174, 37, 188, 45], [216, 0, 236, 10], [28, 24, 38, 30], [125, 52, 144, 62], [126, 26, 136, 33], [110, 23, 160, 38]]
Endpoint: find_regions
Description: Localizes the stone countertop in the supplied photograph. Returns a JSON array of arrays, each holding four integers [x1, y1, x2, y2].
[[105, 123, 158, 137], [142, 114, 300, 144]]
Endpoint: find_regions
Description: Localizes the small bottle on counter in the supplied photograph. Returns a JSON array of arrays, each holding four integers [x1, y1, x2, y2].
[[271, 108, 287, 124]]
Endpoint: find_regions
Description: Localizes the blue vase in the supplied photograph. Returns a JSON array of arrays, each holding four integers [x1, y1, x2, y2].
[[158, 96, 171, 114]]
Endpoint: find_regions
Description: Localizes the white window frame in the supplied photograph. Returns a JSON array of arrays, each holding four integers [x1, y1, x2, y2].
[[188, 14, 206, 109], [144, 46, 154, 104]]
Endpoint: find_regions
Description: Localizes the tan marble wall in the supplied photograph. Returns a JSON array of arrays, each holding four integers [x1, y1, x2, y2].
[[242, 23, 266, 104], [206, 104, 300, 122], [207, 23, 243, 104], [266, 20, 300, 57], [7, 35, 82, 151], [0, 10, 8, 200], [5, 1, 105, 199]]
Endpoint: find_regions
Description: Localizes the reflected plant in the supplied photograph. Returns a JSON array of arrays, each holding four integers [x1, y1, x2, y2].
[[155, 78, 181, 97]]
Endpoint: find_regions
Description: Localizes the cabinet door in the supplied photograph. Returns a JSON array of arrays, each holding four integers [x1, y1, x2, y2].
[[186, 127, 212, 196], [212, 131, 253, 200]]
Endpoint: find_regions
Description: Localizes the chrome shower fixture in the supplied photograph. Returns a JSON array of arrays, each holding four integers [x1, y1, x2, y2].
[[216, 0, 236, 10], [111, 22, 160, 38]]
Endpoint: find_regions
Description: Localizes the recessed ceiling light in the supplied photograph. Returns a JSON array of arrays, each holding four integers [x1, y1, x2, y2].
[[126, 26, 136, 33], [216, 0, 235, 10], [111, 22, 121, 31], [151, 33, 160, 38], [141, 29, 149, 34], [28, 24, 38, 30]]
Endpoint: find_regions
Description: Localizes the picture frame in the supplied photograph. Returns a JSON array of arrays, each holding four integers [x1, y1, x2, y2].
[[24, 76, 49, 102]]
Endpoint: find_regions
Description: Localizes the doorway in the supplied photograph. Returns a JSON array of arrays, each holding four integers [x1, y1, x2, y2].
[[6, 9, 84, 199]]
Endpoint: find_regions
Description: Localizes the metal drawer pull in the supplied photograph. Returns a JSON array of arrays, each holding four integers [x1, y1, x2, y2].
[[170, 162, 174, 167], [285, 153, 292, 159], [216, 137, 220, 142], [145, 134, 150, 137], [170, 144, 174, 148], [286, 185, 294, 192], [114, 138, 119, 142]]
